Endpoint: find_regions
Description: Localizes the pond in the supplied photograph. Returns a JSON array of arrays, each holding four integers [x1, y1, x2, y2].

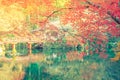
[[0, 46, 120, 80]]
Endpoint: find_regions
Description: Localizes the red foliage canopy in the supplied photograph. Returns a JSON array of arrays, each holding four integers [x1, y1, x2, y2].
[[1, 0, 120, 58]]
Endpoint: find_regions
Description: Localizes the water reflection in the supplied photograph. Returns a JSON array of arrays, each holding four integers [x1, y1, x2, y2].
[[0, 48, 119, 80]]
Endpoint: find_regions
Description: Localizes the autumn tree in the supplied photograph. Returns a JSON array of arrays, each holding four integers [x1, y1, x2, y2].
[[59, 0, 120, 57], [0, 0, 120, 58]]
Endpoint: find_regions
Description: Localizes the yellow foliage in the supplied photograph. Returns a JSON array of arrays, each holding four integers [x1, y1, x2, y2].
[[0, 4, 25, 32], [38, 4, 47, 14], [110, 56, 119, 62], [53, 0, 70, 8], [114, 42, 120, 53], [111, 42, 120, 61], [12, 48, 17, 54]]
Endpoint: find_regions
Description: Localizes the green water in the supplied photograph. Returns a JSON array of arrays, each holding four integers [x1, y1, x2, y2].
[[1, 45, 120, 80], [22, 47, 120, 80], [23, 57, 120, 80], [2, 38, 120, 80]]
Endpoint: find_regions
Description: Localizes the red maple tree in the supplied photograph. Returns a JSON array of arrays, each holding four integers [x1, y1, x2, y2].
[[1, 0, 120, 58]]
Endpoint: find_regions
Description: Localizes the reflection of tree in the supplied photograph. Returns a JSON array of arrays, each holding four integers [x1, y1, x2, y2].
[[106, 60, 120, 80], [66, 51, 86, 61]]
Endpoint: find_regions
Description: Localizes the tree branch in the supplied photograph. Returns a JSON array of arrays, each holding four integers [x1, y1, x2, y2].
[[86, 0, 120, 24]]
